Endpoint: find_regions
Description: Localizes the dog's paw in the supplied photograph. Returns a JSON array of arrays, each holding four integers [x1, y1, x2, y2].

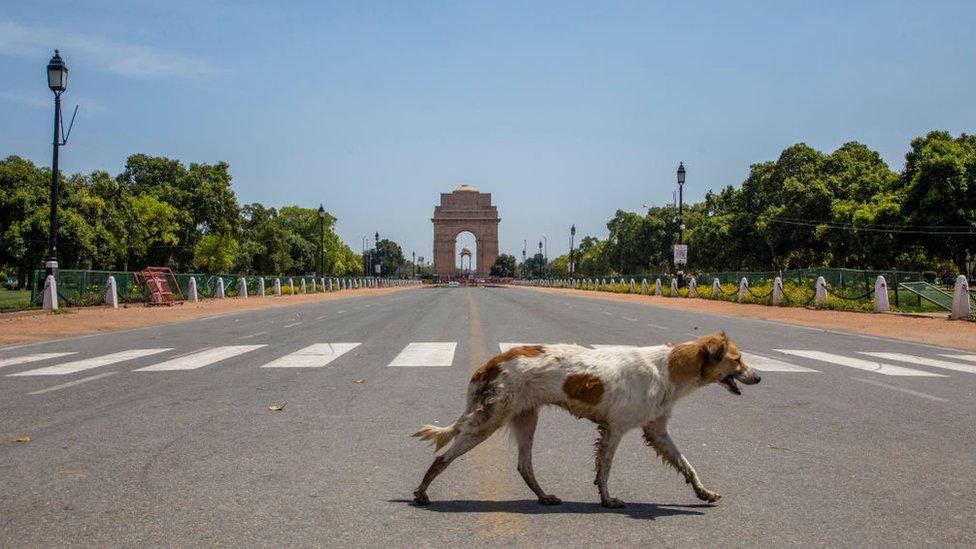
[[538, 494, 562, 506], [413, 491, 430, 506], [601, 497, 626, 509], [696, 489, 722, 503]]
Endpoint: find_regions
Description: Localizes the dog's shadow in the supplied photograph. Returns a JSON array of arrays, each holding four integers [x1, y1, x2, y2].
[[390, 499, 710, 520]]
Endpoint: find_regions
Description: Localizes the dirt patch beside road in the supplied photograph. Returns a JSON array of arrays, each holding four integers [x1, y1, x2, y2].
[[0, 286, 417, 346], [520, 286, 976, 351]]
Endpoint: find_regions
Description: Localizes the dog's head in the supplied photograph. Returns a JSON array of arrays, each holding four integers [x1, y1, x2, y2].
[[668, 332, 761, 395]]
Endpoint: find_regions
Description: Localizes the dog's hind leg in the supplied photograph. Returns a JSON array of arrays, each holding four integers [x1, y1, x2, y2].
[[594, 424, 625, 508], [412, 427, 497, 505], [642, 421, 721, 503], [510, 408, 560, 505]]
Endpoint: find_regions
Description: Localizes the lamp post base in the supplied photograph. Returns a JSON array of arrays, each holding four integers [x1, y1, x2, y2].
[[44, 260, 59, 279]]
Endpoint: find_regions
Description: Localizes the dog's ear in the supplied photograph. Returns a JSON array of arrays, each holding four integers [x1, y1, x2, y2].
[[698, 334, 727, 379]]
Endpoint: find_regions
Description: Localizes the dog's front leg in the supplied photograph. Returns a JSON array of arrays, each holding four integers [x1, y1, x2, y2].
[[594, 424, 625, 508], [642, 422, 721, 503]]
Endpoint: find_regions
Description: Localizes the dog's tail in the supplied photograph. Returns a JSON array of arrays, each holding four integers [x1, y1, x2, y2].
[[412, 423, 459, 451]]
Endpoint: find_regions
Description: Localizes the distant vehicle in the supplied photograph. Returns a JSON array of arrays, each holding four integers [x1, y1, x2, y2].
[[447, 281, 460, 288]]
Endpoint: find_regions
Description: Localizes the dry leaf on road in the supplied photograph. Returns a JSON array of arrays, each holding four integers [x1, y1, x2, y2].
[[267, 403, 286, 411], [10, 436, 31, 443], [354, 379, 366, 384]]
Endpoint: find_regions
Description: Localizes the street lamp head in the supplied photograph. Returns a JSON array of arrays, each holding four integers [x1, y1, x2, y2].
[[47, 50, 68, 93], [677, 162, 686, 185], [318, 204, 326, 218], [570, 224, 576, 236], [374, 231, 379, 242]]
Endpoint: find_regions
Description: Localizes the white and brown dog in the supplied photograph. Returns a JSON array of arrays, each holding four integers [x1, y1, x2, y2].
[[412, 332, 761, 507]]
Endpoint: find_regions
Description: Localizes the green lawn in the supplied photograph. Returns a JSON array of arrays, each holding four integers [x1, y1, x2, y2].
[[0, 289, 32, 311]]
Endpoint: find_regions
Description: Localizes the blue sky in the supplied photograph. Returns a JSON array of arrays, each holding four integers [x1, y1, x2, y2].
[[2, 1, 974, 269]]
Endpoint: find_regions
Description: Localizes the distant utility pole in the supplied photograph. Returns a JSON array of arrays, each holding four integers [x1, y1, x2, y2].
[[570, 224, 576, 277], [676, 162, 686, 287]]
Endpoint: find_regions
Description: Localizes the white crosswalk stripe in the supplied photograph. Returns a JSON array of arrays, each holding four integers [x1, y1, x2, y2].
[[135, 345, 265, 371], [858, 352, 976, 375], [261, 343, 360, 368], [388, 342, 456, 367], [0, 352, 76, 369], [9, 349, 172, 376], [774, 350, 945, 377], [742, 352, 819, 372], [940, 354, 976, 363]]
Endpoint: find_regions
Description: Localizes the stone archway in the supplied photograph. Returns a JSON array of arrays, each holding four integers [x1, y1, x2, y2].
[[432, 185, 500, 279]]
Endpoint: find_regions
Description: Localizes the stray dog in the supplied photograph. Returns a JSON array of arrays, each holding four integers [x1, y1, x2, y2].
[[412, 332, 760, 507]]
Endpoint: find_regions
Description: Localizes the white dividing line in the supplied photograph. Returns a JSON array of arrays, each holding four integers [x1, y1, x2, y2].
[[135, 345, 265, 372], [647, 323, 668, 330], [852, 377, 949, 403], [0, 352, 76, 369], [742, 352, 819, 373], [9, 348, 172, 376], [239, 332, 267, 340], [774, 350, 945, 377], [388, 342, 457, 367], [283, 322, 303, 328], [939, 354, 976, 364], [859, 352, 976, 375], [29, 372, 118, 395], [315, 315, 328, 320], [261, 343, 361, 368]]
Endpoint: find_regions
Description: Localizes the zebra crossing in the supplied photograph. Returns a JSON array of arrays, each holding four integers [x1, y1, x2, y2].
[[3, 343, 976, 388]]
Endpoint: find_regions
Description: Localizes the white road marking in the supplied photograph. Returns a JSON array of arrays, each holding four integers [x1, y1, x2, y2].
[[0, 352, 76, 369], [283, 322, 303, 328], [774, 350, 944, 377], [742, 352, 819, 372], [859, 352, 976, 375], [389, 342, 457, 367], [852, 377, 949, 403], [939, 354, 976, 364], [9, 349, 172, 376], [239, 332, 267, 340], [622, 317, 638, 322], [28, 372, 118, 395], [261, 343, 361, 368], [135, 345, 265, 371], [336, 310, 346, 314], [315, 315, 328, 320], [647, 323, 668, 330]]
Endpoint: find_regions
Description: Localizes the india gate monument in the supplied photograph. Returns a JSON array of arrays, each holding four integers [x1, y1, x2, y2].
[[432, 185, 500, 279]]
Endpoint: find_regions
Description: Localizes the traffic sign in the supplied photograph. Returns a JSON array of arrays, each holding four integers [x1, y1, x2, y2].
[[673, 244, 688, 264]]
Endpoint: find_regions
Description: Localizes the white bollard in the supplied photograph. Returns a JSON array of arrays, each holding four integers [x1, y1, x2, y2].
[[239, 277, 248, 299], [274, 278, 282, 296], [42, 275, 58, 311], [188, 277, 199, 302], [215, 277, 226, 299], [671, 278, 679, 297], [873, 276, 888, 312], [258, 277, 265, 297], [327, 278, 333, 292], [288, 278, 295, 294], [815, 276, 827, 307], [689, 278, 698, 298], [311, 278, 317, 292], [641, 279, 648, 295], [321, 277, 326, 291], [300, 279, 307, 294], [738, 277, 748, 303], [951, 275, 971, 319], [654, 279, 662, 296], [772, 277, 784, 306], [711, 278, 721, 297], [630, 278, 636, 293], [104, 276, 119, 308]]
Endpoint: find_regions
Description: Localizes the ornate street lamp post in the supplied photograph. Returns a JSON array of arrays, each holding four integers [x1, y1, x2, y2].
[[374, 231, 380, 277], [317, 205, 326, 276], [570, 224, 576, 277], [412, 251, 416, 278], [676, 162, 686, 287], [45, 50, 69, 279]]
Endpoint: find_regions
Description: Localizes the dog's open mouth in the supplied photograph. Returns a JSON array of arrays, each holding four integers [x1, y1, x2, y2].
[[720, 375, 741, 395]]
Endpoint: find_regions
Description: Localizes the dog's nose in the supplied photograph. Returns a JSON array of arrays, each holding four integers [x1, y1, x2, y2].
[[754, 376, 761, 384]]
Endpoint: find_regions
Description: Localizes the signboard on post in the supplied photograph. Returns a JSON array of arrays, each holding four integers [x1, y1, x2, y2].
[[673, 244, 688, 265], [374, 264, 381, 274]]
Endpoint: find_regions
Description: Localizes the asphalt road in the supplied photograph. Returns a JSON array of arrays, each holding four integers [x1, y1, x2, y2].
[[1, 286, 974, 547]]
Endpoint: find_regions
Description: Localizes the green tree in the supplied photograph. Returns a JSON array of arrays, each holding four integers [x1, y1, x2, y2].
[[193, 233, 238, 273], [490, 253, 517, 277]]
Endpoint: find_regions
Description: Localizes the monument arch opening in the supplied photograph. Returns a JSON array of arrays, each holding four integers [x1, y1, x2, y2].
[[432, 185, 499, 279]]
